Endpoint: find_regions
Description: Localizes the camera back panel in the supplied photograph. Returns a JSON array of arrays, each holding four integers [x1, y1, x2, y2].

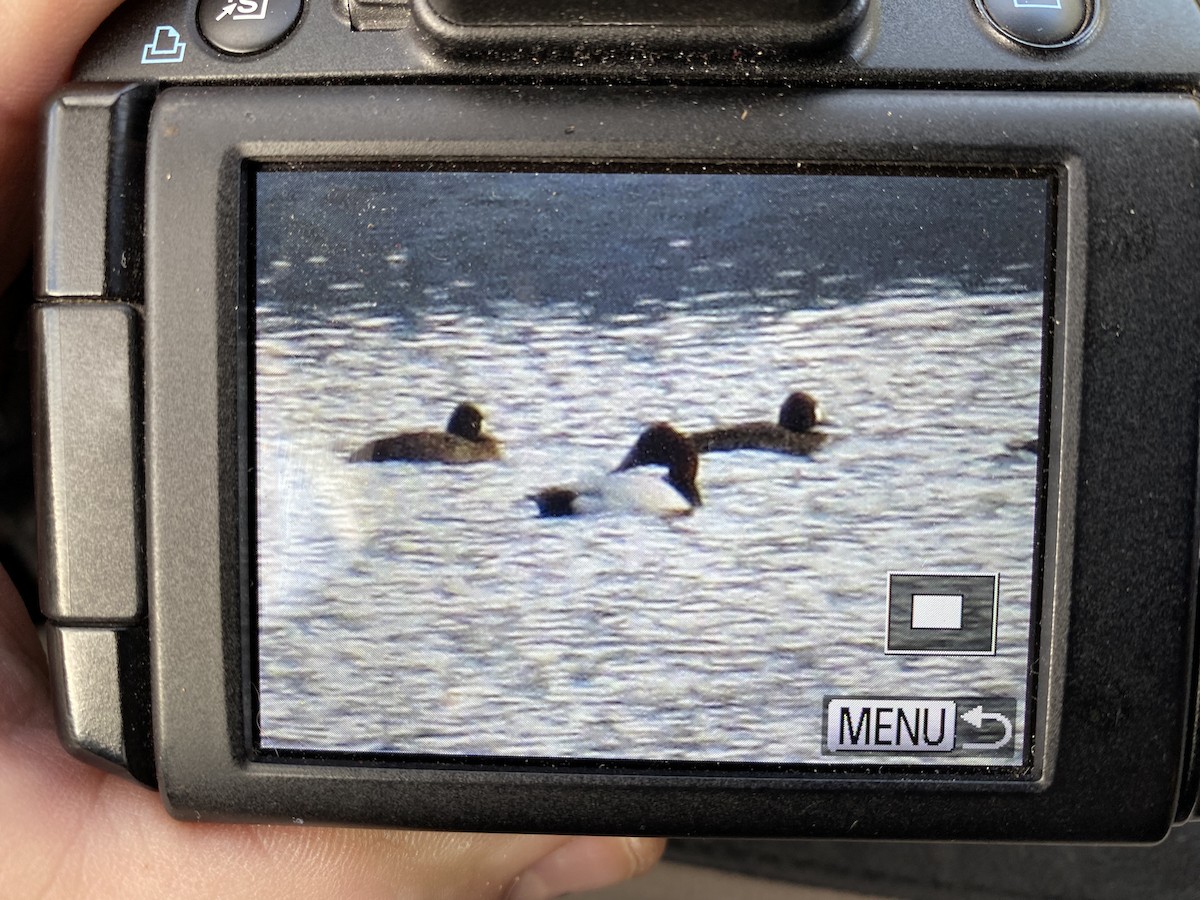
[[33, 0, 1200, 839]]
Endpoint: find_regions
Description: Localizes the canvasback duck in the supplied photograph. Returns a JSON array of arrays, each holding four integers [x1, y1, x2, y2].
[[532, 423, 701, 518], [688, 391, 828, 457], [349, 402, 501, 463]]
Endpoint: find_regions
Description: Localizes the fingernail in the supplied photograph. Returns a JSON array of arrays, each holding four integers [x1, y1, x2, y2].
[[506, 836, 648, 900]]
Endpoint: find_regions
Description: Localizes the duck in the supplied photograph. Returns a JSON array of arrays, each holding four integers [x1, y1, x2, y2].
[[688, 391, 828, 457], [349, 402, 501, 463], [531, 423, 701, 518]]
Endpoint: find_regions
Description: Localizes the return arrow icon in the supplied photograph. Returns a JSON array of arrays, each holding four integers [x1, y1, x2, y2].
[[960, 704, 1014, 750]]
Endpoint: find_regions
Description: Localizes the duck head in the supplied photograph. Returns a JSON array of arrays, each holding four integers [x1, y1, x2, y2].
[[446, 402, 486, 441], [778, 391, 823, 433], [614, 422, 702, 507]]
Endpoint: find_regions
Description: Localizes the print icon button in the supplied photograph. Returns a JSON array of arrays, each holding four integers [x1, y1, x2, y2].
[[141, 25, 187, 64], [886, 572, 998, 655], [197, 0, 304, 55]]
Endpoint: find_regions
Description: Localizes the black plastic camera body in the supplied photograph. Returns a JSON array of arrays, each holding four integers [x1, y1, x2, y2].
[[32, 0, 1200, 840]]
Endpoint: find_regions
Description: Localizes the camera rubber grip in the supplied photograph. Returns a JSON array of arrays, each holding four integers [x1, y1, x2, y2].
[[46, 624, 155, 787], [32, 303, 144, 625], [38, 83, 152, 301], [33, 302, 154, 787]]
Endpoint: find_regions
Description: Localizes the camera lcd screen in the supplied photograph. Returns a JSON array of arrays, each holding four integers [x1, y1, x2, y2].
[[251, 166, 1051, 769]]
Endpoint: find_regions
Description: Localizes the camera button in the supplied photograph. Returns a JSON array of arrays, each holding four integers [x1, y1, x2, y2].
[[976, 0, 1093, 49], [197, 0, 304, 55]]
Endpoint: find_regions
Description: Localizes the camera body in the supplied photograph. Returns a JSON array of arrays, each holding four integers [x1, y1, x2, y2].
[[33, 0, 1200, 840]]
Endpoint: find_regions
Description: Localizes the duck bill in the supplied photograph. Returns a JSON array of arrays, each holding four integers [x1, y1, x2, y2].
[[613, 447, 639, 473]]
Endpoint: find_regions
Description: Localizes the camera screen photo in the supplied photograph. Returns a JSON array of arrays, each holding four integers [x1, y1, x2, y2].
[[252, 167, 1050, 767]]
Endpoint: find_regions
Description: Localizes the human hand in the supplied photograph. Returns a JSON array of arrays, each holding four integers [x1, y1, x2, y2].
[[0, 2, 666, 896]]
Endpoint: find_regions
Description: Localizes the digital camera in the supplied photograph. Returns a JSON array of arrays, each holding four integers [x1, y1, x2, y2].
[[32, 0, 1200, 840]]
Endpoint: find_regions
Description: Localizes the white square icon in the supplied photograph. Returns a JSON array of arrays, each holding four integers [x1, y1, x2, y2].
[[910, 593, 964, 630]]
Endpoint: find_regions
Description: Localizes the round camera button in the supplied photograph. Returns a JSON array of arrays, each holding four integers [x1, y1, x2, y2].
[[197, 0, 304, 55], [976, 0, 1093, 49]]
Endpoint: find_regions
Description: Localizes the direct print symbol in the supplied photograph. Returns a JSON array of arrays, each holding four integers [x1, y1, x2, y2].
[[215, 0, 271, 21], [141, 25, 187, 64]]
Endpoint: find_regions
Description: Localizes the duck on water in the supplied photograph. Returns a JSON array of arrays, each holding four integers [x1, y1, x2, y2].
[[531, 423, 701, 518], [349, 402, 501, 463], [688, 391, 828, 457]]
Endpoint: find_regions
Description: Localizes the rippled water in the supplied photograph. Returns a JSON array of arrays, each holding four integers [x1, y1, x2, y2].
[[254, 171, 1047, 766]]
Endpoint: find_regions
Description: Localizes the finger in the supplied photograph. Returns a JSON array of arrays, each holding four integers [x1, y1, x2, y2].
[[0, 0, 121, 121], [0, 0, 126, 287], [0, 566, 53, 735], [508, 834, 668, 900], [3, 737, 665, 900]]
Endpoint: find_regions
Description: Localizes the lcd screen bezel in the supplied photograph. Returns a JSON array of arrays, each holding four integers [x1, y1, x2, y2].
[[143, 85, 1200, 839], [245, 159, 1055, 775]]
